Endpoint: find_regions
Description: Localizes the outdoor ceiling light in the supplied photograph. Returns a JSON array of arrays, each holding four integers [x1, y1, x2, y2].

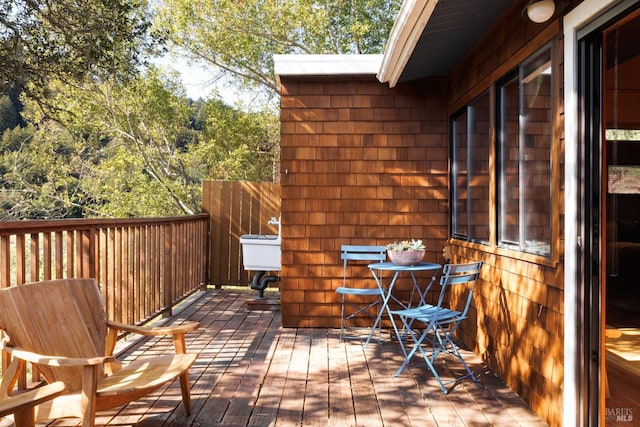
[[525, 0, 556, 23]]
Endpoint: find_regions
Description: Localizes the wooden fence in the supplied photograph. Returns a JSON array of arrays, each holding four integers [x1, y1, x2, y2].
[[0, 214, 209, 326], [202, 180, 281, 287]]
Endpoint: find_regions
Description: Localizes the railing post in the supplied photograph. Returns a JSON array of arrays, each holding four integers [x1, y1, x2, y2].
[[202, 218, 210, 291], [162, 223, 173, 318]]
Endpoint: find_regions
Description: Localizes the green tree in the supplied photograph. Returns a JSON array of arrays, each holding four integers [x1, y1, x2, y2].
[[0, 0, 154, 101], [4, 69, 280, 218], [48, 70, 205, 217], [0, 122, 91, 219], [194, 99, 279, 181], [155, 0, 400, 98], [0, 95, 19, 133]]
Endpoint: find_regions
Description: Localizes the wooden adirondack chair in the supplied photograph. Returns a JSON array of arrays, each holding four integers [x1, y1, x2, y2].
[[0, 278, 200, 427]]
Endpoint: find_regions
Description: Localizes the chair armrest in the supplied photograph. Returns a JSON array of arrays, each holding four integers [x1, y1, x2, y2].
[[2, 345, 115, 367], [0, 381, 66, 418], [0, 330, 114, 367], [107, 320, 200, 337]]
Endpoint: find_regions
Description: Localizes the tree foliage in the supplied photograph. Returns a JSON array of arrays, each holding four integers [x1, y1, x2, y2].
[[0, 0, 398, 219], [0, 121, 89, 218], [0, 0, 153, 101], [0, 71, 279, 219], [155, 0, 401, 97]]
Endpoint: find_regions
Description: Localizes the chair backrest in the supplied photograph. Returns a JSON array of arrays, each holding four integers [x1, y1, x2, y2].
[[435, 261, 483, 317], [0, 278, 108, 392], [341, 245, 387, 286]]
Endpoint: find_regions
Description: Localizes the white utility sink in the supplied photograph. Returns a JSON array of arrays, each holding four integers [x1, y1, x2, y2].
[[239, 233, 281, 271], [240, 217, 281, 272]]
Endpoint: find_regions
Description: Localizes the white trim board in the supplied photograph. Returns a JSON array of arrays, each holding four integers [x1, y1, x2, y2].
[[563, 1, 625, 425], [273, 54, 382, 86]]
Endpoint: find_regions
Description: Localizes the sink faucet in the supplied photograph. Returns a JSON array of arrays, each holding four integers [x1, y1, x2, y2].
[[268, 216, 281, 236], [268, 217, 280, 225]]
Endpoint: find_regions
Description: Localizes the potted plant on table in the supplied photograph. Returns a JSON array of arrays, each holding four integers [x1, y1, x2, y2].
[[386, 239, 426, 266]]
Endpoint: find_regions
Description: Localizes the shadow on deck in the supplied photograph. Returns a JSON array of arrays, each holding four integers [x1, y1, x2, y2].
[[47, 288, 548, 427]]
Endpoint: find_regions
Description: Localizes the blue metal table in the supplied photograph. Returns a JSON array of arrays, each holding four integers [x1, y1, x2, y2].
[[365, 262, 441, 353]]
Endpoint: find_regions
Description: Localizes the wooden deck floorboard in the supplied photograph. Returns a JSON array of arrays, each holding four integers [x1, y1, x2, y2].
[[43, 288, 548, 427]]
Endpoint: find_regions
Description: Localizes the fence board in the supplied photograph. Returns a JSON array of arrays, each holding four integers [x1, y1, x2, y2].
[[202, 181, 281, 287]]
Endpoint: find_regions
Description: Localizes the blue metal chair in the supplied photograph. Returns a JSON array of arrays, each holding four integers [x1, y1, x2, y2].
[[335, 245, 387, 341], [391, 261, 483, 393]]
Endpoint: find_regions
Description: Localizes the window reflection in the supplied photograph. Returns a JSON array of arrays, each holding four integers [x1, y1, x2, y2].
[[451, 91, 490, 244], [498, 47, 552, 256]]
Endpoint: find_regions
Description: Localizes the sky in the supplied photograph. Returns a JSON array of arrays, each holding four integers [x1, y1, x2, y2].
[[153, 49, 273, 111], [156, 53, 268, 110], [157, 55, 224, 100]]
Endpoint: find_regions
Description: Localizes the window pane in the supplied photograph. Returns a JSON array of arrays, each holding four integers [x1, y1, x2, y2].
[[468, 92, 490, 243], [452, 110, 468, 237], [521, 50, 552, 254], [499, 74, 521, 245], [498, 46, 552, 256]]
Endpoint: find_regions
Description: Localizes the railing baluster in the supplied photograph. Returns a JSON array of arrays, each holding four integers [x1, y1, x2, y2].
[[66, 230, 74, 278], [162, 224, 172, 317], [16, 235, 25, 285], [55, 231, 63, 279], [30, 233, 39, 282], [107, 227, 116, 320], [1, 236, 9, 288], [43, 232, 52, 280]]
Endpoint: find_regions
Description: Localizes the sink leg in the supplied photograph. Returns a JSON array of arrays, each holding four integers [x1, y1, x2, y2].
[[250, 271, 280, 298], [250, 271, 266, 296]]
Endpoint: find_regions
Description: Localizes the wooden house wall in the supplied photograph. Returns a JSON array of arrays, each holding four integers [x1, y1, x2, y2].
[[278, 4, 574, 427], [446, 5, 569, 427], [278, 77, 451, 328]]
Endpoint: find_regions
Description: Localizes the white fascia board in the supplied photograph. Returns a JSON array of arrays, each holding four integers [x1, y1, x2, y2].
[[378, 0, 437, 88], [274, 54, 383, 85]]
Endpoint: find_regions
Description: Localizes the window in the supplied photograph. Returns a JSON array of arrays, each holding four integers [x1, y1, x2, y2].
[[497, 46, 552, 256], [451, 91, 490, 243]]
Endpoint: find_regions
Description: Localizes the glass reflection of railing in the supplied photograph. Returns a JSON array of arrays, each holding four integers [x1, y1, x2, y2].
[[525, 240, 551, 255]]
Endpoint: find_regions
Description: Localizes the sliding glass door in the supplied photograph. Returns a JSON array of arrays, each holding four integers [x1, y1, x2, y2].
[[602, 9, 640, 426], [581, 5, 640, 425]]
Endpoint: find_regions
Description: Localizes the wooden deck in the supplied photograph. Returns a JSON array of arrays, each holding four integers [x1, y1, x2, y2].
[[45, 288, 548, 427]]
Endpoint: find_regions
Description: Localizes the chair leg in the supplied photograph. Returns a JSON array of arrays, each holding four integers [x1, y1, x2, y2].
[[339, 294, 347, 340], [394, 319, 477, 394], [13, 407, 35, 427], [437, 324, 478, 383], [179, 372, 192, 415], [339, 295, 381, 342], [80, 365, 99, 427], [394, 321, 437, 378]]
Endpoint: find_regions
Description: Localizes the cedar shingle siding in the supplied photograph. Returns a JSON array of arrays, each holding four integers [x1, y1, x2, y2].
[[279, 77, 450, 328], [278, 6, 566, 426]]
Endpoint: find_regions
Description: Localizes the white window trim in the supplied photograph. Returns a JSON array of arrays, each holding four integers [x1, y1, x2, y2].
[[563, 1, 620, 426]]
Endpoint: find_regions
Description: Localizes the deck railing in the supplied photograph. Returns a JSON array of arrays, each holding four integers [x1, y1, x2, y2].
[[0, 214, 209, 326]]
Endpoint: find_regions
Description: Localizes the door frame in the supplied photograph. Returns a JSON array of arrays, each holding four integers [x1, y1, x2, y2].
[[564, 1, 639, 425]]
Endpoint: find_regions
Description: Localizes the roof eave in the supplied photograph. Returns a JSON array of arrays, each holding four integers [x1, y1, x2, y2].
[[274, 54, 383, 87], [377, 0, 438, 88]]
